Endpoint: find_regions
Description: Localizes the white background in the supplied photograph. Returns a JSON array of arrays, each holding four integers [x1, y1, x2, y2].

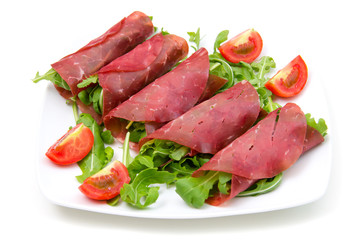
[[1, 0, 359, 239]]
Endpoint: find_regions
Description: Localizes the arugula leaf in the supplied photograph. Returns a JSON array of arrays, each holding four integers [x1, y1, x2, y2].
[[77, 75, 98, 88], [77, 90, 91, 105], [175, 171, 231, 208], [75, 113, 113, 183], [209, 56, 234, 91], [187, 28, 201, 51], [127, 139, 189, 180], [258, 87, 281, 113], [100, 129, 114, 144], [217, 172, 232, 194], [104, 147, 114, 162], [120, 168, 176, 208], [160, 28, 170, 35], [305, 113, 328, 137], [91, 86, 103, 115], [244, 56, 279, 112], [162, 160, 194, 178], [237, 173, 283, 197], [169, 146, 190, 161], [162, 154, 212, 178], [78, 85, 103, 115], [152, 26, 170, 36], [250, 56, 276, 88], [122, 131, 133, 167], [99, 88, 104, 114], [126, 121, 147, 143], [252, 57, 276, 77], [232, 61, 255, 81], [32, 68, 70, 91], [213, 30, 229, 53], [107, 195, 121, 206], [66, 96, 79, 123]]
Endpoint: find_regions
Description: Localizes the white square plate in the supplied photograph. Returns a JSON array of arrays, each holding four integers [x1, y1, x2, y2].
[[35, 17, 332, 219]]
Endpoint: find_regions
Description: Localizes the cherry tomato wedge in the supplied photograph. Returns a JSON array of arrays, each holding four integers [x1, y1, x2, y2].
[[219, 29, 263, 63], [79, 161, 130, 200], [46, 123, 94, 165], [265, 55, 308, 98]]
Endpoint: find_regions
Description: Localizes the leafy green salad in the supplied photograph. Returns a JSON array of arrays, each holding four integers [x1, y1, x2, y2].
[[37, 27, 328, 209]]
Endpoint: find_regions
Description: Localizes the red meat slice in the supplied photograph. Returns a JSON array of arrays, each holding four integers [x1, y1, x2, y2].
[[303, 125, 324, 153], [140, 80, 261, 155], [193, 103, 308, 205], [51, 11, 154, 96], [99, 33, 188, 117], [103, 48, 210, 149], [197, 74, 228, 103]]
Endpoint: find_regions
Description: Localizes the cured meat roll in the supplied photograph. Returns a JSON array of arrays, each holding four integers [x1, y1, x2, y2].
[[139, 80, 261, 154], [104, 48, 210, 150], [125, 80, 260, 184], [192, 103, 312, 206], [99, 33, 189, 117], [51, 11, 154, 96]]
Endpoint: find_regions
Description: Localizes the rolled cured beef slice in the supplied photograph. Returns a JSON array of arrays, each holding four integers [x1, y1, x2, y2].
[[99, 33, 189, 118], [104, 48, 210, 151], [192, 103, 312, 206], [51, 11, 154, 96], [139, 80, 261, 155], [255, 109, 325, 153], [143, 74, 228, 136]]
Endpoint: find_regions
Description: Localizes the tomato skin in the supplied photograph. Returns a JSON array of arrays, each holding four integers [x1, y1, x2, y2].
[[79, 161, 130, 200], [46, 123, 94, 165], [265, 55, 308, 98], [219, 29, 263, 63]]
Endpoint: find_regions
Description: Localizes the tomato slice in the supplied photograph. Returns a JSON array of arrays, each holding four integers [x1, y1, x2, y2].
[[265, 55, 308, 98], [218, 29, 263, 63], [46, 123, 94, 165], [79, 161, 130, 200]]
